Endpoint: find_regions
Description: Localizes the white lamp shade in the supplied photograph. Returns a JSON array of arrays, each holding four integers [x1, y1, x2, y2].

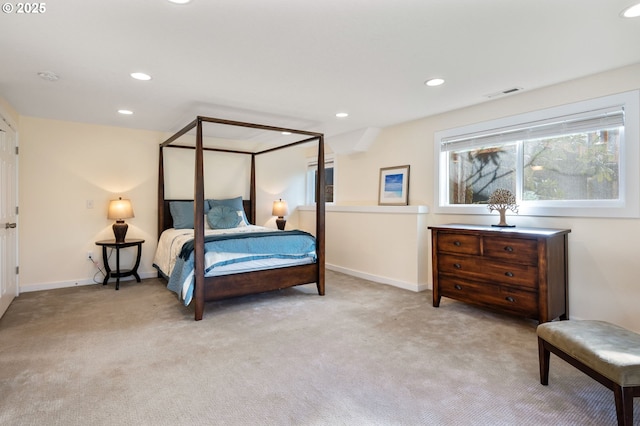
[[272, 199, 289, 217], [108, 198, 134, 220]]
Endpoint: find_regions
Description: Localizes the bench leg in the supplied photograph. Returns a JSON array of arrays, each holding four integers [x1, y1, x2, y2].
[[538, 335, 638, 426], [613, 386, 634, 426], [538, 337, 550, 385]]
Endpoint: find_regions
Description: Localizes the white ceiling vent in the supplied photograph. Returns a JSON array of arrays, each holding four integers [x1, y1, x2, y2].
[[484, 87, 523, 98]]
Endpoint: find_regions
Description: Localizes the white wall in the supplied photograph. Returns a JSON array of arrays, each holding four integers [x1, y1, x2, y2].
[[331, 63, 640, 332]]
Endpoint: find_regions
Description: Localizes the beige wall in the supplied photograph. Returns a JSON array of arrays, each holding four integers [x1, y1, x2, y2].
[[255, 146, 309, 229], [18, 117, 163, 289], [299, 205, 429, 291], [16, 116, 309, 291], [331, 63, 640, 332], [159, 140, 309, 228]]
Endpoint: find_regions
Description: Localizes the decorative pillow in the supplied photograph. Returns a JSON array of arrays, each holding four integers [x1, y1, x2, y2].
[[207, 196, 249, 225], [169, 201, 211, 229], [169, 201, 194, 229], [206, 205, 242, 229]]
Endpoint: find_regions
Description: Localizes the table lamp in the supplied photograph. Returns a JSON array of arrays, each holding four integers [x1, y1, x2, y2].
[[272, 199, 289, 230], [108, 197, 134, 242]]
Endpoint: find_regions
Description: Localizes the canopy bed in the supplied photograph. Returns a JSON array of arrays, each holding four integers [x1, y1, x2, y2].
[[155, 116, 326, 321]]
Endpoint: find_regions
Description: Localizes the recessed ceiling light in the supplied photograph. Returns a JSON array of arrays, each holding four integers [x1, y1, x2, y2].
[[37, 71, 59, 82], [335, 112, 349, 118], [281, 131, 292, 135], [118, 110, 133, 115], [130, 72, 151, 81], [621, 3, 640, 18], [168, 0, 191, 4], [425, 78, 445, 87]]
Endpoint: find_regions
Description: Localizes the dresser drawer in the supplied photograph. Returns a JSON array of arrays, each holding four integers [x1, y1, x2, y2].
[[439, 276, 538, 317], [438, 253, 539, 289], [437, 232, 480, 255], [483, 236, 538, 265]]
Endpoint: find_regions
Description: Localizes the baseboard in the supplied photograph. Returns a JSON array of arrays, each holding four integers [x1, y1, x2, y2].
[[19, 271, 159, 293], [20, 267, 430, 294], [326, 263, 429, 292]]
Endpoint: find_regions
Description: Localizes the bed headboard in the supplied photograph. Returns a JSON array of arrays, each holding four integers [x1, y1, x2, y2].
[[161, 199, 253, 233]]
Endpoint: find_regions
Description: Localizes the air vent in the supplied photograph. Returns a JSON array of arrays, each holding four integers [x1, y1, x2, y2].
[[484, 87, 523, 98]]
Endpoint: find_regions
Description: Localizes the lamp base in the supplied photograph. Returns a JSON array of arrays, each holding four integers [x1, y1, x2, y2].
[[113, 220, 128, 243], [276, 217, 286, 230]]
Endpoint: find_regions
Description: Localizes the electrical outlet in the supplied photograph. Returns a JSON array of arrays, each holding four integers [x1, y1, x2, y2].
[[87, 251, 93, 260]]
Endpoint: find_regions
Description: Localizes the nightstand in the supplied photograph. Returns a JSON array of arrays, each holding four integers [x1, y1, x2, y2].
[[95, 239, 145, 290]]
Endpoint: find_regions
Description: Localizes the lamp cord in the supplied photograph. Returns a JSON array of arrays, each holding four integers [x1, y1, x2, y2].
[[89, 252, 108, 284]]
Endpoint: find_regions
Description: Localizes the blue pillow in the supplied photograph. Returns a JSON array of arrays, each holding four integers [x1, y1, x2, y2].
[[206, 205, 242, 229], [207, 196, 249, 225], [169, 201, 194, 229], [169, 201, 210, 229]]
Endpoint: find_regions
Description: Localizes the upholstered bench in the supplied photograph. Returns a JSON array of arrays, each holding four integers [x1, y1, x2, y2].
[[537, 320, 640, 426]]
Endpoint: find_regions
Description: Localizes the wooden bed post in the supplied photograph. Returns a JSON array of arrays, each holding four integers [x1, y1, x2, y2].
[[316, 135, 326, 296], [250, 154, 256, 225], [194, 117, 206, 321], [158, 146, 165, 242]]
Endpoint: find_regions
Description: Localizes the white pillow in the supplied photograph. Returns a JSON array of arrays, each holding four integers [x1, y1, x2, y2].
[[236, 210, 248, 227]]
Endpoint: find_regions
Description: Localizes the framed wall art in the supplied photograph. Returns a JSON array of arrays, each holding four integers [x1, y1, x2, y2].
[[378, 165, 410, 205]]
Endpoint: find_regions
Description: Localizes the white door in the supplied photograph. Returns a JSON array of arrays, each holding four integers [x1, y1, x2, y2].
[[0, 117, 18, 318]]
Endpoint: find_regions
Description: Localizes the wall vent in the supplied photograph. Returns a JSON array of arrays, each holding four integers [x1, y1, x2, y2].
[[485, 87, 523, 98]]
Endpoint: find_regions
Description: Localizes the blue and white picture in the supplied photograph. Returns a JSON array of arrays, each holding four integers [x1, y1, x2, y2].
[[379, 165, 410, 205], [384, 174, 404, 198]]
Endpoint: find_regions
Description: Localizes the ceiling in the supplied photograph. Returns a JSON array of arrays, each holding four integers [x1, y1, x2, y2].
[[1, 0, 639, 142]]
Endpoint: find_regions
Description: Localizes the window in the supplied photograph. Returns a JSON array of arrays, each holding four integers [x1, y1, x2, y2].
[[306, 155, 335, 204], [435, 90, 639, 218]]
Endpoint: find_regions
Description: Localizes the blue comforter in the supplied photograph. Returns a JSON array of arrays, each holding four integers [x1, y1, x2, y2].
[[167, 230, 317, 305]]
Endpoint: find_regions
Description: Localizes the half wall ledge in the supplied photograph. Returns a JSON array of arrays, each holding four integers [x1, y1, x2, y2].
[[299, 205, 429, 214]]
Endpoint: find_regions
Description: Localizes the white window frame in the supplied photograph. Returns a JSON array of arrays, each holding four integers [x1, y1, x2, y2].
[[434, 90, 640, 218], [306, 154, 335, 205]]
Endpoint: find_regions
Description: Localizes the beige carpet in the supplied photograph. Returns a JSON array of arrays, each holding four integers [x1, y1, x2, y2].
[[0, 270, 637, 425]]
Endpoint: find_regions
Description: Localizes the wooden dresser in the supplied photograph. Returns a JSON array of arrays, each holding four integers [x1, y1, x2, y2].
[[428, 224, 570, 322]]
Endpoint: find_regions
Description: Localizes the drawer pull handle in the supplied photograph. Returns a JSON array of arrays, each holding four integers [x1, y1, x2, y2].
[[454, 284, 462, 290], [453, 263, 461, 269], [504, 246, 514, 252], [505, 296, 516, 303], [505, 271, 514, 277], [454, 241, 461, 247]]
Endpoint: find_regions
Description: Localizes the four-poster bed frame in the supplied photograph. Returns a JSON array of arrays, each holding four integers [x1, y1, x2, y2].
[[158, 116, 325, 321]]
